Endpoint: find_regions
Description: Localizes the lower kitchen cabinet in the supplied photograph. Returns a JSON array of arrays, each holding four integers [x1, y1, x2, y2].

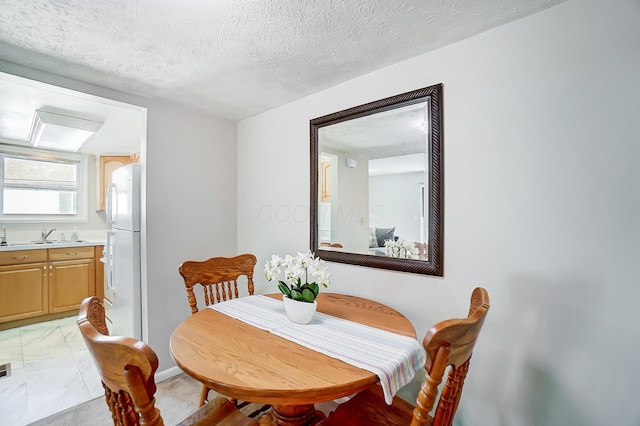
[[0, 249, 48, 323], [0, 260, 48, 322], [48, 246, 96, 313], [0, 246, 98, 327]]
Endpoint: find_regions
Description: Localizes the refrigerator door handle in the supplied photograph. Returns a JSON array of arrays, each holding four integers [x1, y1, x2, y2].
[[106, 231, 116, 292], [106, 182, 117, 226]]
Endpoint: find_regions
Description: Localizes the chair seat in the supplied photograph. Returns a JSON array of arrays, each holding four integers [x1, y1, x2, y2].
[[177, 396, 258, 426], [318, 385, 418, 426]]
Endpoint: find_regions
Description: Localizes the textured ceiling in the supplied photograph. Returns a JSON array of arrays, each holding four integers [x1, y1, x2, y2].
[[0, 0, 566, 122]]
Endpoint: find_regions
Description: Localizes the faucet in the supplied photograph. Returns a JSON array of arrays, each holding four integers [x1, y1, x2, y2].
[[41, 228, 56, 242], [1, 225, 6, 246]]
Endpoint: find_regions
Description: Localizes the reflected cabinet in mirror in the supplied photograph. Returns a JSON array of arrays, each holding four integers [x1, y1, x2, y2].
[[310, 84, 443, 276]]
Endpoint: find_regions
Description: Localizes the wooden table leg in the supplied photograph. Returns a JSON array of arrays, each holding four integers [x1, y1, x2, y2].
[[268, 404, 326, 426]]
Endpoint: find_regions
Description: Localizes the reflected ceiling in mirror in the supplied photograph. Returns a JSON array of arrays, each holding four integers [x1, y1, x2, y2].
[[310, 84, 443, 276]]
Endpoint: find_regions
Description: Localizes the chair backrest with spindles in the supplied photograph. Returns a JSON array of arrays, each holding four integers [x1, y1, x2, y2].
[[411, 287, 490, 426], [317, 287, 490, 426], [77, 297, 164, 426], [178, 254, 257, 315]]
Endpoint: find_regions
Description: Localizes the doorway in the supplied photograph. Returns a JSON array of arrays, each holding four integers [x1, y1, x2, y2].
[[0, 71, 147, 424]]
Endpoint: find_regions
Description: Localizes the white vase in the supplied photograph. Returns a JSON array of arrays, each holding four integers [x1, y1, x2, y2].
[[283, 297, 317, 324]]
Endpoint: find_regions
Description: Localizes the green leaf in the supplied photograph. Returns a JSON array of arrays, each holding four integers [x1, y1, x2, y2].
[[301, 288, 316, 302], [277, 282, 291, 297], [307, 282, 319, 297], [290, 289, 303, 301]]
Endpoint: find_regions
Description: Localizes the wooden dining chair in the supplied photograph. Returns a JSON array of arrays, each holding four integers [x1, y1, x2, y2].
[[318, 287, 490, 426], [414, 242, 428, 260], [77, 296, 258, 426], [178, 253, 257, 406]]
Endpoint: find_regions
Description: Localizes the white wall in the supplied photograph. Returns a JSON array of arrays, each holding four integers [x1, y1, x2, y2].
[[334, 152, 369, 250], [370, 171, 424, 243], [238, 1, 640, 425], [144, 102, 238, 369], [0, 60, 239, 372]]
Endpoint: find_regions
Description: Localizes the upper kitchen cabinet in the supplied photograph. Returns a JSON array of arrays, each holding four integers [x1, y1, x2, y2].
[[96, 154, 140, 211]]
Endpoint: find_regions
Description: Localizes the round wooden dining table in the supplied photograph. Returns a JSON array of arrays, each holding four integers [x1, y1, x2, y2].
[[170, 293, 417, 426]]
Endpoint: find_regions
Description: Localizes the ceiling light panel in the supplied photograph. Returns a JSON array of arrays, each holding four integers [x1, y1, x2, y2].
[[30, 110, 103, 152]]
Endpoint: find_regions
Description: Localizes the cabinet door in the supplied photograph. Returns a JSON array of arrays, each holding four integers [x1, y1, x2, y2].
[[97, 155, 131, 211], [0, 263, 48, 323], [321, 161, 331, 201], [48, 258, 95, 314]]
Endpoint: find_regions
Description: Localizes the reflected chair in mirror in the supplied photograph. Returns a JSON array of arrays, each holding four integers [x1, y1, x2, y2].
[[318, 287, 490, 426], [320, 242, 343, 248], [77, 297, 258, 426], [414, 242, 428, 260], [178, 253, 257, 406]]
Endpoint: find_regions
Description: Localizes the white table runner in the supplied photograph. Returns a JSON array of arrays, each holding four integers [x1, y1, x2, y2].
[[209, 295, 426, 404]]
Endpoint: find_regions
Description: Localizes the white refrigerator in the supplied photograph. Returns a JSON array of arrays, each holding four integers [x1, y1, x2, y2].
[[102, 163, 142, 340]]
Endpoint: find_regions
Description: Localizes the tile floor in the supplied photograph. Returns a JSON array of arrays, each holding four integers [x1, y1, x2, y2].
[[0, 316, 102, 425]]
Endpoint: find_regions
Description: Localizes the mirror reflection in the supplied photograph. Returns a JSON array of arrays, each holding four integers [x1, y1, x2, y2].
[[310, 84, 443, 276], [318, 102, 429, 258]]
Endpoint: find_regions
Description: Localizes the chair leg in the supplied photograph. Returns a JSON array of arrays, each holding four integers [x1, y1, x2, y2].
[[199, 384, 209, 407]]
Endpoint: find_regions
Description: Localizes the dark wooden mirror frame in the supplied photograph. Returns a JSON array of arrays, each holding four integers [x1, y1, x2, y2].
[[310, 83, 444, 276]]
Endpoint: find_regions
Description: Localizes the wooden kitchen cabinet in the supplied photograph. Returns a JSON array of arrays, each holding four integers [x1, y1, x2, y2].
[[0, 245, 101, 329], [96, 155, 131, 211], [48, 246, 96, 314], [0, 249, 48, 323], [321, 161, 331, 201]]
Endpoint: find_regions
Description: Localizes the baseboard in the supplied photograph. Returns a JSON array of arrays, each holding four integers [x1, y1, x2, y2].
[[155, 365, 183, 383]]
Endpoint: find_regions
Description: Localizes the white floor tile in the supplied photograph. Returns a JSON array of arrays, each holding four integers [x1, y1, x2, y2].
[[23, 364, 90, 424], [0, 329, 24, 369], [57, 316, 77, 328], [22, 328, 73, 366], [62, 326, 86, 352], [0, 375, 29, 426], [0, 326, 21, 339], [72, 349, 104, 397], [0, 315, 97, 424]]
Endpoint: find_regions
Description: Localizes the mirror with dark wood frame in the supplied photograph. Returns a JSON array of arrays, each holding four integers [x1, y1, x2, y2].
[[310, 83, 443, 276]]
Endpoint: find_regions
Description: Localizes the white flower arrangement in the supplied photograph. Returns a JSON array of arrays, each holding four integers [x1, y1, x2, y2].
[[264, 250, 330, 303], [384, 238, 420, 259]]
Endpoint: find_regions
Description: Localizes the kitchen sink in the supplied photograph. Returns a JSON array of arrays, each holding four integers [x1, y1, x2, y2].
[[3, 240, 89, 247], [8, 241, 54, 245]]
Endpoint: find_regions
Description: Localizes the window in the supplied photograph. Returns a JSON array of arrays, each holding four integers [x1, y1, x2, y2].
[[0, 145, 88, 222]]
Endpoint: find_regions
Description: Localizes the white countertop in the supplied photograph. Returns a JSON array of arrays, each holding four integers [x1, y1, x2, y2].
[[0, 240, 105, 252]]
